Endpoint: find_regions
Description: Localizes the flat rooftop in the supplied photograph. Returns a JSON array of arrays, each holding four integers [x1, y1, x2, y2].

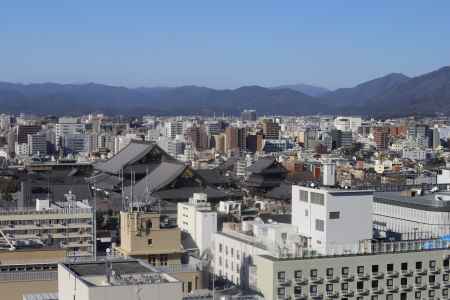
[[64, 260, 177, 287], [374, 191, 450, 212]]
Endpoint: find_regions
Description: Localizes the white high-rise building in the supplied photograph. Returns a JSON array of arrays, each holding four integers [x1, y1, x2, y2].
[[55, 117, 84, 150], [27, 133, 47, 156], [177, 193, 217, 254], [291, 185, 373, 254]]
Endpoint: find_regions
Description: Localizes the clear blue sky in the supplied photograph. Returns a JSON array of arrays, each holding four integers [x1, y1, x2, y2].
[[1, 1, 450, 90]]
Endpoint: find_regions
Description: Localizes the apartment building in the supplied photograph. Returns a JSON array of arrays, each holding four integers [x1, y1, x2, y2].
[[255, 241, 450, 300], [0, 197, 94, 257], [177, 193, 217, 255]]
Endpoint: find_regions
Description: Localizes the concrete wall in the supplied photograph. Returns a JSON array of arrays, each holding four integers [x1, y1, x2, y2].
[[0, 279, 57, 300]]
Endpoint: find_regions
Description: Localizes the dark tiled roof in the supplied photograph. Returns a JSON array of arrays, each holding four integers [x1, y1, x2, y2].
[[258, 213, 292, 224], [247, 157, 276, 174], [265, 183, 292, 200], [94, 141, 156, 174]]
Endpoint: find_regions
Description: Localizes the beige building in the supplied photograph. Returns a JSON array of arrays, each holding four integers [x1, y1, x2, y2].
[[115, 209, 205, 295], [255, 242, 450, 300]]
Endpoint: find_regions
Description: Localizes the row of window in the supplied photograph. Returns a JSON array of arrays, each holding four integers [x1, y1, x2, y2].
[[217, 243, 242, 260], [277, 260, 444, 281]]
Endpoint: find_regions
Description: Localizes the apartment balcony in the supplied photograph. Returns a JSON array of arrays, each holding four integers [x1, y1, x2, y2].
[[293, 294, 307, 300], [310, 277, 324, 284], [372, 272, 385, 279], [401, 270, 414, 277], [416, 268, 428, 276], [357, 273, 370, 280], [387, 271, 399, 278], [325, 291, 339, 299], [414, 283, 427, 290], [429, 282, 441, 289], [326, 275, 340, 283], [430, 268, 441, 275], [294, 277, 308, 285], [277, 279, 292, 287], [371, 288, 384, 295], [356, 289, 369, 296], [341, 274, 354, 282], [341, 290, 354, 298], [400, 284, 413, 292], [386, 286, 399, 293], [309, 293, 323, 300]]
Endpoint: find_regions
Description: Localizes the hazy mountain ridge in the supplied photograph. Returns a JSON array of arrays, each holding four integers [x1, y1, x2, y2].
[[0, 66, 449, 116]]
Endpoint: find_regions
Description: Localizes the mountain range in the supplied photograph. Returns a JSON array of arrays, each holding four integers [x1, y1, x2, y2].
[[0, 66, 449, 117]]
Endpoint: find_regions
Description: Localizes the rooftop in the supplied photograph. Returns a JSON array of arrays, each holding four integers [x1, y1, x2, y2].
[[374, 191, 450, 212]]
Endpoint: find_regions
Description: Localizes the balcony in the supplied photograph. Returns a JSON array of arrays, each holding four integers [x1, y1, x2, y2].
[[430, 268, 441, 275], [293, 294, 307, 300], [372, 272, 385, 279], [309, 293, 323, 300], [416, 269, 428, 276], [294, 277, 308, 285], [310, 277, 324, 284], [401, 270, 414, 277], [371, 288, 384, 295], [326, 276, 340, 283], [400, 284, 412, 292], [277, 279, 292, 287], [325, 291, 339, 299], [387, 271, 399, 278], [429, 282, 441, 289], [414, 283, 427, 290], [341, 274, 354, 282], [356, 289, 369, 296], [357, 273, 370, 280], [341, 290, 354, 298], [386, 286, 399, 293]]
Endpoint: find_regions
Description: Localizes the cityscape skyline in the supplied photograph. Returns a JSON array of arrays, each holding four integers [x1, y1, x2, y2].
[[2, 1, 450, 89]]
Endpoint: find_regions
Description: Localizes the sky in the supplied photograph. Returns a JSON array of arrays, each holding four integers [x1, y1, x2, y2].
[[1, 1, 450, 90]]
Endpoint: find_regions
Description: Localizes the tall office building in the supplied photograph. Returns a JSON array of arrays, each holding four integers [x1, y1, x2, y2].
[[55, 117, 84, 151], [27, 133, 48, 156], [262, 119, 280, 140], [241, 109, 257, 122], [373, 126, 390, 150]]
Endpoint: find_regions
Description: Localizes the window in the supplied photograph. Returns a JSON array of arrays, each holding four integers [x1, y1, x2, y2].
[[443, 289, 449, 297], [294, 286, 302, 295], [342, 267, 349, 276], [372, 265, 379, 273], [428, 289, 435, 297], [147, 239, 152, 245], [277, 271, 286, 282], [429, 275, 435, 283], [401, 262, 408, 271], [294, 270, 302, 279], [326, 268, 333, 277], [225, 246, 228, 255], [386, 278, 393, 287], [329, 211, 340, 219], [310, 269, 318, 279], [160, 254, 168, 266], [386, 294, 393, 300], [188, 281, 192, 293], [341, 282, 349, 291], [415, 276, 422, 285], [429, 260, 436, 269], [400, 293, 407, 300], [416, 261, 422, 270], [299, 190, 308, 202], [311, 192, 325, 205], [310, 285, 317, 294], [371, 296, 378, 300], [401, 277, 407, 286], [277, 288, 285, 296], [444, 259, 449, 268], [326, 284, 333, 292], [231, 248, 234, 256], [315, 219, 324, 232], [305, 209, 308, 217], [414, 291, 421, 299], [387, 264, 393, 272], [444, 273, 449, 282], [357, 281, 364, 290], [357, 266, 364, 275], [219, 243, 223, 252], [372, 280, 378, 288]]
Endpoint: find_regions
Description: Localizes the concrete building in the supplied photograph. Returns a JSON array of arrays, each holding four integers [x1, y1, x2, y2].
[[57, 260, 183, 300], [262, 119, 281, 140], [291, 186, 373, 254], [322, 162, 336, 186], [255, 242, 450, 300], [177, 193, 217, 255], [27, 133, 48, 156], [373, 191, 450, 239], [241, 109, 257, 122], [0, 197, 94, 257], [55, 117, 84, 150]]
